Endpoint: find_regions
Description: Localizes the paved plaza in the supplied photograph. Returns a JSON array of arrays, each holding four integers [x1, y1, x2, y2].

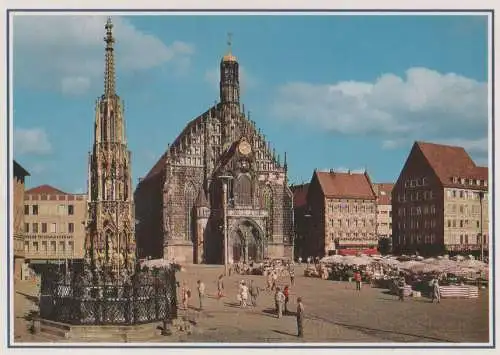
[[14, 264, 489, 343]]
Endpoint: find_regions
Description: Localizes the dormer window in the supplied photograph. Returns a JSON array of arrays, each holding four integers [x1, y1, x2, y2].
[[460, 178, 465, 185], [469, 179, 473, 185], [484, 180, 488, 187], [476, 179, 480, 185], [452, 177, 458, 183]]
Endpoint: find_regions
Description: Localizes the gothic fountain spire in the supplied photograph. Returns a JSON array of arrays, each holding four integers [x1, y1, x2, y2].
[[85, 17, 135, 276]]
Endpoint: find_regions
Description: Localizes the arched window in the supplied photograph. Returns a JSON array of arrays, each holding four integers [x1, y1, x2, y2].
[[110, 110, 115, 142], [283, 188, 293, 242], [262, 186, 273, 211], [262, 186, 273, 237], [185, 183, 197, 242], [234, 175, 252, 206]]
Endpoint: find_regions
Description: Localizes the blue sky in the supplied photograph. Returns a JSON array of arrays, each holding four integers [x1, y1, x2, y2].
[[12, 14, 489, 193]]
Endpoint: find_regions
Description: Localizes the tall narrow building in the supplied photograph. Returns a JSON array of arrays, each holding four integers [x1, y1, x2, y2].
[[85, 18, 135, 273]]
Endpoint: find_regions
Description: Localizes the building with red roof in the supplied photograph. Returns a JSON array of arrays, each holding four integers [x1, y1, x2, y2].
[[392, 141, 489, 256], [23, 184, 87, 266], [303, 169, 378, 258]]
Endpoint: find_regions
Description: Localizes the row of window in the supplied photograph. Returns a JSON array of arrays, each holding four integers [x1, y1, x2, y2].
[[404, 177, 428, 188], [327, 203, 376, 214], [398, 234, 436, 244], [450, 176, 487, 187], [446, 219, 482, 229], [398, 205, 437, 216], [329, 219, 376, 228], [446, 204, 484, 216], [397, 219, 437, 229], [377, 210, 392, 216], [24, 204, 74, 216], [446, 189, 485, 200], [24, 240, 74, 254], [397, 190, 434, 202], [180, 156, 203, 166], [24, 222, 75, 234], [328, 232, 376, 241], [448, 233, 487, 245]]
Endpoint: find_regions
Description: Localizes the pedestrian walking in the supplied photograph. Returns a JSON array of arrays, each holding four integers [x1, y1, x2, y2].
[[298, 256, 302, 265], [354, 270, 362, 291], [275, 287, 285, 318], [271, 270, 278, 291], [431, 279, 441, 303], [289, 268, 295, 286], [197, 280, 205, 310], [241, 281, 248, 308], [217, 274, 224, 300], [397, 275, 406, 302], [296, 297, 304, 338], [266, 272, 273, 291], [249, 280, 260, 306], [283, 285, 290, 314], [181, 282, 190, 310]]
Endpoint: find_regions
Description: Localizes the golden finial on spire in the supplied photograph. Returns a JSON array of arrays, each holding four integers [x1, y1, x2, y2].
[[222, 32, 237, 62]]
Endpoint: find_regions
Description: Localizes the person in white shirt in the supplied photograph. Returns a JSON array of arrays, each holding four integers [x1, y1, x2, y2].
[[239, 280, 249, 308], [197, 280, 205, 310]]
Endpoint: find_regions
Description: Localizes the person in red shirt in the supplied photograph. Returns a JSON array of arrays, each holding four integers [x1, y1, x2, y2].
[[354, 270, 362, 291]]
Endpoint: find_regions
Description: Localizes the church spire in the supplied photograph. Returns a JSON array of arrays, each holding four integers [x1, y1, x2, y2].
[[104, 17, 116, 97]]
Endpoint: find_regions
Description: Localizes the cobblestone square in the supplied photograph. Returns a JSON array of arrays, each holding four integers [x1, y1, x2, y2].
[[14, 264, 489, 343]]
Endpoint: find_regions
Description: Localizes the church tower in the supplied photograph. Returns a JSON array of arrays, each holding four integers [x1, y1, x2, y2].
[[219, 33, 241, 147], [85, 18, 135, 274]]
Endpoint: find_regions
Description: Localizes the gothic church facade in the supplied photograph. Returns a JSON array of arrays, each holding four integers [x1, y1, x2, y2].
[[135, 46, 294, 264]]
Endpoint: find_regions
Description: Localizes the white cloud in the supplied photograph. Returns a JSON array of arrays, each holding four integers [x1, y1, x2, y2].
[[204, 66, 258, 93], [13, 15, 195, 95], [272, 67, 488, 159], [14, 127, 52, 155]]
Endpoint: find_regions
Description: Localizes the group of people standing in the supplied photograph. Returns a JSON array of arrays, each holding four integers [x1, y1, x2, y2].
[[178, 268, 305, 338]]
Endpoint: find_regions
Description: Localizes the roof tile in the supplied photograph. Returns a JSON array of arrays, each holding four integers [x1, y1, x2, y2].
[[291, 183, 309, 208], [25, 184, 68, 195], [416, 141, 488, 190], [315, 171, 376, 200]]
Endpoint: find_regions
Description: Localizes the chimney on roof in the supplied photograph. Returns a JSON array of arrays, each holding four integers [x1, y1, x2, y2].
[[329, 169, 334, 173], [348, 169, 351, 175], [138, 177, 143, 183]]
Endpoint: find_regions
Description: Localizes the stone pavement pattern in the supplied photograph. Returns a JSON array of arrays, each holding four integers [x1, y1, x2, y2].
[[14, 265, 489, 343]]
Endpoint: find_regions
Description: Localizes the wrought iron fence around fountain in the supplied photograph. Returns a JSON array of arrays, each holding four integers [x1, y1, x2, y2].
[[39, 266, 178, 325]]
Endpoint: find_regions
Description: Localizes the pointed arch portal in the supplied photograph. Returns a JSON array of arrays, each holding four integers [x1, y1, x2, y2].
[[230, 219, 264, 263]]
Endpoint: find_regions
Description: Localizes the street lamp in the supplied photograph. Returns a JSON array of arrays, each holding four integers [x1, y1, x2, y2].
[[219, 175, 233, 276], [304, 208, 312, 260], [479, 191, 484, 261]]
